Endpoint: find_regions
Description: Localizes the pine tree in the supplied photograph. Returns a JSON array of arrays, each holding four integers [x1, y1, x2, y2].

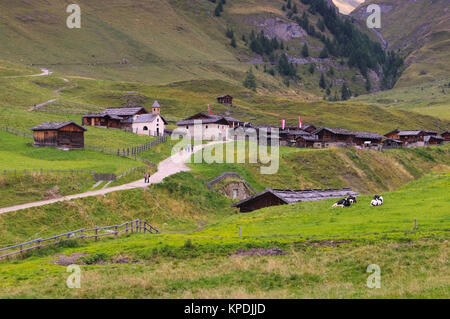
[[319, 73, 326, 89], [308, 63, 315, 74], [301, 43, 309, 57], [230, 36, 236, 48], [341, 83, 351, 100], [214, 2, 223, 16], [243, 69, 257, 91]]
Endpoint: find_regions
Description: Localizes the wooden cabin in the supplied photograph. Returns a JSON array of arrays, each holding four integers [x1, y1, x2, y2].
[[424, 135, 444, 145], [82, 107, 148, 129], [397, 130, 426, 144], [31, 121, 86, 149], [217, 94, 233, 105], [382, 138, 403, 149], [352, 131, 384, 146], [314, 127, 355, 145]]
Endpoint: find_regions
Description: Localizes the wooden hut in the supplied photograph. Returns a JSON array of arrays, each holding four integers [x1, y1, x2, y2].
[[82, 107, 148, 129], [31, 121, 86, 149], [217, 94, 233, 105]]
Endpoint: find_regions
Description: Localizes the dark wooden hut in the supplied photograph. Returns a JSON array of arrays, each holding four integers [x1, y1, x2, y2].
[[31, 121, 86, 149], [217, 94, 233, 105]]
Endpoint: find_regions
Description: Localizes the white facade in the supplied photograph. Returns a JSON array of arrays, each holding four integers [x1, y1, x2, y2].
[[132, 114, 165, 136], [179, 123, 229, 140]]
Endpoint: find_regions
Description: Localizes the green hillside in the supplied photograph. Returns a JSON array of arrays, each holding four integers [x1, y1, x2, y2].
[[0, 173, 448, 298], [351, 0, 450, 88]]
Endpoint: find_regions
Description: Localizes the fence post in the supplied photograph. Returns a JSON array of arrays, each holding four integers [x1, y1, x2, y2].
[[136, 219, 139, 233], [125, 222, 128, 235], [37, 239, 41, 250], [20, 245, 23, 260], [143, 221, 146, 233], [114, 226, 118, 239], [95, 228, 98, 241]]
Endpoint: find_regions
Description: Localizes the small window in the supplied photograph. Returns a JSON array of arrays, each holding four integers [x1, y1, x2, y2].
[[206, 125, 208, 129], [157, 118, 159, 122], [143, 126, 148, 131], [186, 126, 188, 129]]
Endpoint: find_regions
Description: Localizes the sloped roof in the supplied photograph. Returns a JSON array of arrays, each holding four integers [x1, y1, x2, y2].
[[31, 121, 87, 131], [424, 135, 444, 142], [353, 131, 384, 139], [315, 127, 355, 136], [104, 107, 147, 116], [125, 113, 168, 125], [397, 130, 423, 136], [177, 113, 233, 126], [231, 187, 359, 208], [152, 100, 160, 108]]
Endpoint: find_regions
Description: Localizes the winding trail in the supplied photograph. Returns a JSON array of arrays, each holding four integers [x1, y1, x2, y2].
[[2, 68, 53, 79], [0, 141, 224, 215]]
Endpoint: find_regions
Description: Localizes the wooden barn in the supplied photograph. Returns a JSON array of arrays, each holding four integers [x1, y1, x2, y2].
[[31, 121, 86, 149], [231, 188, 359, 212], [82, 107, 148, 129], [382, 138, 403, 149], [217, 94, 233, 105], [314, 127, 355, 145], [424, 135, 444, 145]]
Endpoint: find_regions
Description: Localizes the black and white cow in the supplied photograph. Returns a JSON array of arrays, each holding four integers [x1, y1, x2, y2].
[[347, 195, 357, 204], [371, 195, 384, 206], [332, 198, 351, 208]]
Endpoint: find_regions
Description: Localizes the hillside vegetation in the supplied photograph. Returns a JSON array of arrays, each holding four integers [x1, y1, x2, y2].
[[351, 0, 450, 88], [1, 144, 448, 246], [0, 173, 448, 298]]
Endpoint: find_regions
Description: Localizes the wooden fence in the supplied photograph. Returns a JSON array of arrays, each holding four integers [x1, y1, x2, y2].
[[1, 168, 96, 176], [0, 126, 33, 138], [85, 136, 167, 158], [0, 219, 158, 260]]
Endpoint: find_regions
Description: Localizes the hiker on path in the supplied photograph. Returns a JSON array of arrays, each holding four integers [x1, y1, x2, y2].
[[144, 173, 150, 183]]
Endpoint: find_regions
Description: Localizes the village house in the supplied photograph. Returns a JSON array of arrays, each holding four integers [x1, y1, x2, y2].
[[176, 113, 242, 140], [82, 106, 148, 129], [231, 187, 359, 212], [424, 135, 444, 145], [217, 94, 233, 106], [31, 121, 86, 149], [122, 101, 167, 136], [382, 138, 403, 149]]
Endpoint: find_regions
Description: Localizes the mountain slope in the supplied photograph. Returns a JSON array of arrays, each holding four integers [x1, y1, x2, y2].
[[351, 0, 450, 87]]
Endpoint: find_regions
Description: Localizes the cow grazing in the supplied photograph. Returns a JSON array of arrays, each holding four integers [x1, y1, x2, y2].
[[332, 198, 351, 208]]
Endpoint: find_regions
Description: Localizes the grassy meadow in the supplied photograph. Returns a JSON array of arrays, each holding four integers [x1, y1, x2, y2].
[[0, 172, 448, 298]]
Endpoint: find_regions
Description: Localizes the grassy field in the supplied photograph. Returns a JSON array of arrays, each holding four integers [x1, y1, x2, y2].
[[0, 132, 140, 173], [0, 172, 448, 298], [354, 79, 450, 120]]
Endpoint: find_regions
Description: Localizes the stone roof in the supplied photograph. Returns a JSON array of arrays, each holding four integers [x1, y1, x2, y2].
[[103, 107, 147, 116], [124, 113, 168, 124], [31, 121, 87, 131], [231, 187, 359, 208], [152, 100, 160, 108], [397, 130, 423, 136], [177, 113, 234, 126], [424, 135, 444, 142]]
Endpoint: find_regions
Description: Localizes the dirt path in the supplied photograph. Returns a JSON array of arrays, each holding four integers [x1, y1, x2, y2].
[[3, 68, 53, 79], [0, 141, 224, 215]]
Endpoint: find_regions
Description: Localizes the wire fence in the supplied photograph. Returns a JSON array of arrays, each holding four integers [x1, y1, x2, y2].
[[0, 219, 159, 260], [0, 126, 33, 138]]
